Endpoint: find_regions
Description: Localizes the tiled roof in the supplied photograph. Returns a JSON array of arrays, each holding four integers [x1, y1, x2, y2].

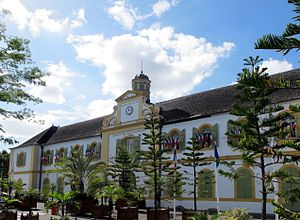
[[16, 117, 104, 147], [158, 68, 300, 123], [16, 69, 300, 147]]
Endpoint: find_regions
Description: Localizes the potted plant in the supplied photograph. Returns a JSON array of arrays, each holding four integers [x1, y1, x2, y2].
[[0, 193, 19, 220], [93, 183, 124, 219], [47, 191, 79, 218], [141, 105, 171, 220], [18, 189, 39, 211]]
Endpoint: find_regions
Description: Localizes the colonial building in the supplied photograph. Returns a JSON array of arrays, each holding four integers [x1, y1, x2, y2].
[[9, 69, 300, 213]]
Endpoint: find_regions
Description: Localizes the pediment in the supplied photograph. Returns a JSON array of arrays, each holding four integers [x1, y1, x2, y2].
[[115, 90, 145, 102]]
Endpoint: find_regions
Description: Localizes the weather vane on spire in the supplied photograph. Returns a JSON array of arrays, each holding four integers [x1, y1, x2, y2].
[[141, 59, 143, 74]]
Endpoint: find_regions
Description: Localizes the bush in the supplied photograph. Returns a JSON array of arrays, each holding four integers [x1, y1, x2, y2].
[[221, 208, 252, 220], [187, 211, 209, 220]]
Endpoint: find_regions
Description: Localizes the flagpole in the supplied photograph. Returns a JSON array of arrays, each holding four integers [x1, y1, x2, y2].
[[172, 140, 177, 220], [215, 165, 220, 217], [214, 142, 220, 219]]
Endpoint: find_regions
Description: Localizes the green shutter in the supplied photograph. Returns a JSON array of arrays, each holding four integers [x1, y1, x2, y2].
[[133, 135, 141, 151], [64, 148, 68, 157], [199, 171, 213, 198], [282, 167, 300, 211], [236, 168, 253, 199], [296, 113, 300, 138], [179, 129, 186, 151], [212, 123, 218, 147], [192, 127, 198, 138]]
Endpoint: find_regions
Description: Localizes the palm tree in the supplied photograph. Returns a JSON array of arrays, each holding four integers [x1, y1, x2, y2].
[[55, 153, 105, 195], [255, 0, 300, 55], [48, 191, 78, 217]]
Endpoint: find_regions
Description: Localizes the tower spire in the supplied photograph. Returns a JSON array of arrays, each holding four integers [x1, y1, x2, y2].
[[141, 59, 143, 74]]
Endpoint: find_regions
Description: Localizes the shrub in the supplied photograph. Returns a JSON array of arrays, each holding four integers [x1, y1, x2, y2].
[[221, 208, 252, 220]]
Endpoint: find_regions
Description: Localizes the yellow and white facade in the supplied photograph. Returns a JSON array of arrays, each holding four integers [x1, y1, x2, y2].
[[9, 70, 300, 213]]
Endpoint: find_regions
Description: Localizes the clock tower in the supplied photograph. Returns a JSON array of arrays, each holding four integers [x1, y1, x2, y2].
[[101, 71, 153, 161]]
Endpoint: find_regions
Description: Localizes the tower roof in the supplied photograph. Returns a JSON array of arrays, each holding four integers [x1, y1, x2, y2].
[[133, 72, 149, 80]]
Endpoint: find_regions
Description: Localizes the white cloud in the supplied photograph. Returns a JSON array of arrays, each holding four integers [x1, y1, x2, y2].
[[152, 0, 172, 17], [106, 1, 136, 30], [88, 99, 116, 118], [68, 26, 234, 100], [0, 0, 86, 35], [261, 58, 293, 75], [29, 61, 79, 104], [106, 0, 178, 30], [71, 8, 87, 28]]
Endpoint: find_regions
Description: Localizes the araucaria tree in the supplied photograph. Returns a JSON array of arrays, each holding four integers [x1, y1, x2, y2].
[[226, 56, 300, 220], [181, 137, 210, 212], [255, 0, 300, 56], [0, 11, 47, 144], [141, 105, 170, 211]]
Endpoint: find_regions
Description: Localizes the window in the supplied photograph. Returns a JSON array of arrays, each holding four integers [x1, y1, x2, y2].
[[116, 136, 141, 154], [57, 176, 64, 194], [42, 150, 53, 166], [280, 165, 300, 211], [164, 130, 180, 151], [198, 170, 214, 198], [16, 152, 26, 167], [235, 167, 255, 199], [42, 178, 50, 195], [163, 129, 186, 151], [193, 124, 218, 149], [280, 114, 297, 139]]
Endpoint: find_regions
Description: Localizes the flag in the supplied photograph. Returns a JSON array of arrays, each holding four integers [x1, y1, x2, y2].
[[172, 142, 177, 171], [214, 141, 220, 168]]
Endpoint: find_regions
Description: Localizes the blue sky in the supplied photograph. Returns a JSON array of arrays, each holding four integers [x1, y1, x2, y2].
[[0, 0, 298, 149]]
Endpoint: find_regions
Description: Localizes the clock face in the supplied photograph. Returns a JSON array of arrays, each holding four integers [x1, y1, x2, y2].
[[125, 106, 133, 115]]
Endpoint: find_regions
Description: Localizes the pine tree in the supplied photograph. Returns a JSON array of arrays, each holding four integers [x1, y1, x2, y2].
[[141, 105, 171, 212], [110, 146, 140, 191], [255, 0, 300, 56], [181, 137, 210, 211], [225, 56, 300, 220]]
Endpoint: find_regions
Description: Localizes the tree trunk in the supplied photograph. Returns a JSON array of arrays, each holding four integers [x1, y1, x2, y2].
[[193, 165, 197, 212], [260, 155, 267, 220]]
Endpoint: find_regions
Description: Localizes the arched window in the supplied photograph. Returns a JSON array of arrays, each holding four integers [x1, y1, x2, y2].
[[280, 165, 300, 211], [198, 170, 214, 198], [42, 178, 50, 195], [235, 167, 255, 199], [193, 124, 218, 149], [116, 135, 141, 154], [280, 113, 297, 139], [57, 176, 64, 194], [163, 129, 186, 151]]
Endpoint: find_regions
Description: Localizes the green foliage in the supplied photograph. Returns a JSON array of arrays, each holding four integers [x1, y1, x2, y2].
[[54, 153, 105, 194], [0, 11, 48, 144], [255, 0, 300, 56], [110, 145, 140, 191], [181, 137, 210, 211], [47, 191, 78, 217], [273, 201, 300, 220], [164, 170, 185, 200], [220, 208, 252, 220], [96, 182, 125, 202], [141, 105, 171, 209], [223, 56, 300, 220], [187, 211, 209, 220], [0, 150, 9, 178], [0, 194, 20, 212]]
